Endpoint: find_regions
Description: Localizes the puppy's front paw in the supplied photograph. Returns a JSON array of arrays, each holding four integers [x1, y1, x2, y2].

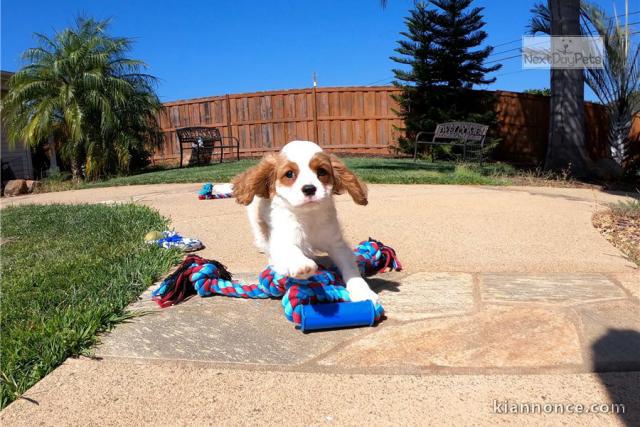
[[346, 278, 380, 304], [274, 256, 318, 280], [290, 257, 318, 279], [254, 239, 269, 254]]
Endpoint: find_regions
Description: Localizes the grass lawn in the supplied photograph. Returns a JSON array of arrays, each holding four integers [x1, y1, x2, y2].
[[0, 204, 180, 408], [39, 158, 523, 192]]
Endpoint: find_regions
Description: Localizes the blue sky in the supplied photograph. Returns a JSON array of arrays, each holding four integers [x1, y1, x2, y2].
[[1, 0, 635, 102]]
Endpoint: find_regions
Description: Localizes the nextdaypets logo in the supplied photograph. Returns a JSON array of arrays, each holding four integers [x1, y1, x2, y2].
[[522, 36, 604, 69]]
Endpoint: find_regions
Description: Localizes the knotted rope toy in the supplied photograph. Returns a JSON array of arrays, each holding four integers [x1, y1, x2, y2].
[[198, 183, 234, 200], [152, 238, 402, 331], [145, 230, 204, 252]]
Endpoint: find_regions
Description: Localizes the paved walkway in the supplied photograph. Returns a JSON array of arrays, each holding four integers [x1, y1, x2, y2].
[[1, 184, 639, 426], [1, 184, 636, 273]]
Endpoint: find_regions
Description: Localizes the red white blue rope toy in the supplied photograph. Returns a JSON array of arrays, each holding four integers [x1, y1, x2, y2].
[[152, 239, 402, 331], [198, 183, 234, 200], [146, 231, 204, 252]]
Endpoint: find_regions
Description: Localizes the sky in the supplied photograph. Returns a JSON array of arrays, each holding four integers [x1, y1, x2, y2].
[[1, 0, 637, 103]]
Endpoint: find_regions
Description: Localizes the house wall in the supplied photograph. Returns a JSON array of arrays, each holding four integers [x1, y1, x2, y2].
[[1, 70, 34, 180]]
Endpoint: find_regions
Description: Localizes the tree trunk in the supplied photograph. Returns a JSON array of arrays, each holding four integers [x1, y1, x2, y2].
[[545, 0, 592, 177], [608, 107, 631, 165], [46, 136, 60, 176], [70, 155, 83, 183]]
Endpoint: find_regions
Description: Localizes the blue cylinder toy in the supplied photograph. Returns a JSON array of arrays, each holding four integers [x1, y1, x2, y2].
[[300, 301, 376, 332]]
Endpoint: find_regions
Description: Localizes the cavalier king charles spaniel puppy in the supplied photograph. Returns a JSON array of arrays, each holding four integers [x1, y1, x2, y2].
[[231, 140, 379, 303]]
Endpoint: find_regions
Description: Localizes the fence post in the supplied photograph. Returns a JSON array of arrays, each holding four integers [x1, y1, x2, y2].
[[312, 84, 319, 143], [225, 94, 233, 155]]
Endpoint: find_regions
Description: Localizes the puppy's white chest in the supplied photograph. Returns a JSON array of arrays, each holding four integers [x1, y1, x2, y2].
[[299, 215, 341, 253]]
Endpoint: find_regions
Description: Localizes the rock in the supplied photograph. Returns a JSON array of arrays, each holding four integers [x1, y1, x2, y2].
[[592, 158, 624, 181], [3, 179, 27, 196], [25, 180, 41, 193]]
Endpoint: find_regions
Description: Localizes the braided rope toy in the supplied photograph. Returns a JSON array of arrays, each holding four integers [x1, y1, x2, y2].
[[146, 230, 204, 252], [198, 183, 234, 200], [152, 239, 402, 331]]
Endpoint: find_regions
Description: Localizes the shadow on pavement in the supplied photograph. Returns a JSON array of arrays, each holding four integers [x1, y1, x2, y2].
[[592, 328, 640, 426], [368, 277, 401, 293]]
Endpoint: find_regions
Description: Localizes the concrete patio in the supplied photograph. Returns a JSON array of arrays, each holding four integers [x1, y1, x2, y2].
[[1, 184, 638, 425]]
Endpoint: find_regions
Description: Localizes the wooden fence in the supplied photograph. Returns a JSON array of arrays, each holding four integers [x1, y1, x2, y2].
[[154, 86, 637, 166], [155, 86, 402, 164]]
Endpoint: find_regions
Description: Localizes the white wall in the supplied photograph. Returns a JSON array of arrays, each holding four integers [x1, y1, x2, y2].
[[1, 71, 34, 180]]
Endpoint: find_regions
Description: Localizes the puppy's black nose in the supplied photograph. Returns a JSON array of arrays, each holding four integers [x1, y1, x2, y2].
[[302, 184, 317, 196]]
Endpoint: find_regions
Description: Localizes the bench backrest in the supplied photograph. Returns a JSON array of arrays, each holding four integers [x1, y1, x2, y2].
[[176, 127, 222, 145], [433, 122, 488, 142]]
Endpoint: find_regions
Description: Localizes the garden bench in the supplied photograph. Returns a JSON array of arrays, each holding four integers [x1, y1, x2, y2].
[[176, 126, 240, 167], [414, 121, 488, 165]]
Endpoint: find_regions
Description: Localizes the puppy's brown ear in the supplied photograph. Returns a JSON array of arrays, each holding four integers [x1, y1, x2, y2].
[[232, 154, 277, 205], [330, 155, 368, 206]]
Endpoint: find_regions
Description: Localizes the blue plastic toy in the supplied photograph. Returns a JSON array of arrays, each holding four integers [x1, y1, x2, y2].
[[300, 301, 377, 332]]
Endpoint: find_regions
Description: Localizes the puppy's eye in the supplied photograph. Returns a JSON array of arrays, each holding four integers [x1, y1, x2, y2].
[[285, 170, 295, 179], [317, 168, 328, 177]]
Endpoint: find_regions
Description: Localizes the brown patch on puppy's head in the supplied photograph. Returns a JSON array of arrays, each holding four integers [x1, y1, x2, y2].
[[276, 160, 300, 188], [329, 154, 368, 205], [231, 154, 278, 205], [309, 152, 334, 186]]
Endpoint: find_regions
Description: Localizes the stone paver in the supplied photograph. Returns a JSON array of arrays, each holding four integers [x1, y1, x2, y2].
[[482, 273, 627, 305], [611, 271, 640, 301], [378, 272, 475, 321], [97, 284, 363, 364], [96, 271, 640, 374], [318, 306, 583, 369], [576, 300, 640, 371]]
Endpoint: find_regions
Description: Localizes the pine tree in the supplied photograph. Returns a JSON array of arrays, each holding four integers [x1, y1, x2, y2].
[[390, 2, 438, 88], [428, 0, 500, 88], [391, 2, 436, 143], [391, 0, 501, 156]]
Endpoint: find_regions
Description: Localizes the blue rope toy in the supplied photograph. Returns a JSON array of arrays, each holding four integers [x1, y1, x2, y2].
[[153, 238, 402, 331], [198, 183, 234, 199]]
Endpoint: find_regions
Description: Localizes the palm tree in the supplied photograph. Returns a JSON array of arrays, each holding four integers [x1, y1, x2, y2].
[[530, 1, 640, 168], [2, 17, 161, 181], [582, 3, 639, 166]]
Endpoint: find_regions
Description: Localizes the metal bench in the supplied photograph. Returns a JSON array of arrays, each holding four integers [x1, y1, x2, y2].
[[176, 126, 240, 167], [414, 121, 489, 165]]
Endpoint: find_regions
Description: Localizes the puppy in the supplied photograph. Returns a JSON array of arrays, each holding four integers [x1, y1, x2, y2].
[[231, 140, 379, 303]]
